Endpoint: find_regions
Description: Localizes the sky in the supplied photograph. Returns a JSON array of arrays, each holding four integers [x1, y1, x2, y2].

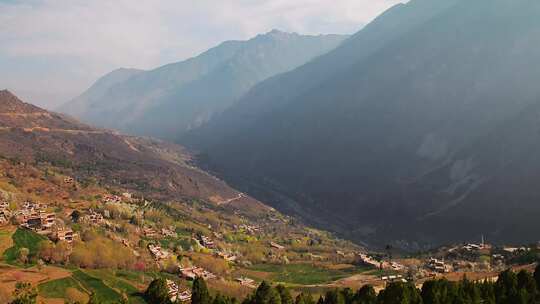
[[0, 0, 405, 109]]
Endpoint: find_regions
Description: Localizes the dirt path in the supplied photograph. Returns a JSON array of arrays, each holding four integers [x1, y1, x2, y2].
[[0, 265, 72, 296], [217, 193, 245, 205]]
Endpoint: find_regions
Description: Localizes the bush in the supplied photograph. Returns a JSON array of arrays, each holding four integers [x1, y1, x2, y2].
[[70, 237, 135, 269]]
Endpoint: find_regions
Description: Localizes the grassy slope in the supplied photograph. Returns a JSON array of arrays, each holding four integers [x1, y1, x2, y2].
[[248, 263, 369, 285], [85, 269, 147, 304], [38, 277, 85, 298], [3, 228, 46, 265], [72, 270, 123, 303]]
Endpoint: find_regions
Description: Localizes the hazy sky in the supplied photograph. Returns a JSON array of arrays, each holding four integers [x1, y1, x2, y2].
[[0, 0, 405, 109]]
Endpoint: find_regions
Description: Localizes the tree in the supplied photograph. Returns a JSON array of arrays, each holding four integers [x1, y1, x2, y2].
[[192, 277, 212, 304], [495, 269, 518, 303], [323, 290, 344, 304], [354, 285, 377, 304], [71, 210, 81, 223], [378, 282, 422, 304], [276, 285, 293, 304], [340, 288, 354, 304], [517, 269, 537, 296], [254, 281, 281, 304], [534, 264, 540, 292], [17, 248, 29, 265], [145, 278, 171, 304], [295, 293, 315, 304], [10, 282, 37, 304]]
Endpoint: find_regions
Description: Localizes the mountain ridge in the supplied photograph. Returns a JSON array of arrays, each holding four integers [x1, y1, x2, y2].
[[60, 30, 348, 140], [184, 0, 540, 248]]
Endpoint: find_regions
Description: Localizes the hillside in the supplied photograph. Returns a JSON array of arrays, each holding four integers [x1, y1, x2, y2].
[[60, 30, 348, 140], [0, 91, 379, 303], [184, 0, 540, 248]]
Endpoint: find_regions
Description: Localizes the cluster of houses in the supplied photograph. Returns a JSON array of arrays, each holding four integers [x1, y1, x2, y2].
[[143, 226, 178, 239], [426, 258, 452, 273], [234, 224, 261, 235], [270, 241, 285, 250], [197, 234, 215, 249], [179, 266, 216, 281], [1, 201, 78, 244], [143, 227, 159, 238], [236, 277, 256, 288], [161, 227, 177, 238], [82, 209, 105, 225], [148, 244, 171, 261], [0, 201, 10, 225], [53, 227, 75, 244], [166, 279, 191, 302], [216, 250, 238, 262], [355, 253, 405, 271], [381, 274, 406, 283], [356, 253, 381, 268], [15, 202, 56, 233], [103, 194, 123, 204]]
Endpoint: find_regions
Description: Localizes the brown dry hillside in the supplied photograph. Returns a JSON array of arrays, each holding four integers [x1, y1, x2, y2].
[[0, 90, 264, 210]]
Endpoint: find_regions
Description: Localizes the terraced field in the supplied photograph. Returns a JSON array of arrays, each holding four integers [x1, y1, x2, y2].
[[3, 228, 46, 265]]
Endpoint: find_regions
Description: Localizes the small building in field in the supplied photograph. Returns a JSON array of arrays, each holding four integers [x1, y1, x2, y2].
[[270, 242, 285, 250]]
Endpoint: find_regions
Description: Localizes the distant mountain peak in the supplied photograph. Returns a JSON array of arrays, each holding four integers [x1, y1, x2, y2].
[[61, 31, 347, 139]]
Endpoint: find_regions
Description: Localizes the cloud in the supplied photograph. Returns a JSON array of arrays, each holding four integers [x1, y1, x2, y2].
[[0, 0, 404, 108]]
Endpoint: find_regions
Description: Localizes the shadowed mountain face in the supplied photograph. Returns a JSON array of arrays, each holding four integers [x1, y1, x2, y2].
[[184, 0, 540, 248], [60, 30, 348, 140]]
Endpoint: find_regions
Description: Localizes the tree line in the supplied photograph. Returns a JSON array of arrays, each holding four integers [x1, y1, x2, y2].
[[145, 265, 540, 304]]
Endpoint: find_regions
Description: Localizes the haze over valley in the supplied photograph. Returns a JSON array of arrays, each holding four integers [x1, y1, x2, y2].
[[2, 0, 540, 303]]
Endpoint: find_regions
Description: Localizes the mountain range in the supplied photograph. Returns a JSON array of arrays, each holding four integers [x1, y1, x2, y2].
[[183, 0, 540, 248], [58, 0, 540, 249], [60, 30, 347, 140]]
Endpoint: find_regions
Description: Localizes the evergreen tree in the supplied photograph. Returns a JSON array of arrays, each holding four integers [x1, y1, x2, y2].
[[193, 277, 212, 304], [516, 269, 537, 302], [295, 293, 315, 304], [377, 282, 422, 304], [254, 281, 281, 304], [276, 285, 293, 304], [323, 289, 344, 304], [495, 269, 518, 304], [145, 278, 171, 304], [354, 285, 377, 304], [479, 279, 496, 304], [535, 264, 540, 291], [340, 288, 354, 304], [421, 280, 442, 304]]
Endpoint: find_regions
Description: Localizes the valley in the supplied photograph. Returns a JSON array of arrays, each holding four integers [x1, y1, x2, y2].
[[3, 0, 540, 302]]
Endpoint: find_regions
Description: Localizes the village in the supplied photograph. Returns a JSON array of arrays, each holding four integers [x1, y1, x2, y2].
[[0, 172, 538, 303]]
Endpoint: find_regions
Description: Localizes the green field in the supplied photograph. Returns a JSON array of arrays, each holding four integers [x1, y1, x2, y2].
[[249, 263, 366, 285], [85, 269, 147, 304], [159, 236, 191, 251], [38, 277, 85, 298], [37, 270, 148, 304], [3, 228, 46, 265], [72, 270, 124, 303]]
